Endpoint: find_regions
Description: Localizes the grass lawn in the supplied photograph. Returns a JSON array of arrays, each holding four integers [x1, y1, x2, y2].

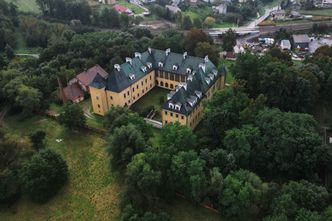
[[90, 0, 145, 14], [213, 22, 236, 28], [222, 60, 235, 84], [0, 114, 120, 221], [131, 87, 169, 120], [300, 9, 332, 17], [5, 0, 41, 14], [117, 0, 145, 14]]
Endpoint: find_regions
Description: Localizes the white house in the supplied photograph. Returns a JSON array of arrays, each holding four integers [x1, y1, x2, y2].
[[280, 39, 291, 50]]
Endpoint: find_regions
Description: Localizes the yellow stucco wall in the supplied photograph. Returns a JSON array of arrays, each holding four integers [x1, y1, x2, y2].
[[90, 86, 108, 116], [90, 69, 225, 129], [91, 71, 155, 115]]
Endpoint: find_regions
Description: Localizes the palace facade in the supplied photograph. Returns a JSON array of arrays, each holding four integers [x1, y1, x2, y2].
[[89, 48, 226, 129]]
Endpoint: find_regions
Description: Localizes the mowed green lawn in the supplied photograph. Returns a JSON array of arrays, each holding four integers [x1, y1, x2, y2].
[[131, 87, 169, 112], [300, 9, 332, 17], [0, 115, 121, 221], [222, 60, 235, 84], [5, 0, 41, 14]]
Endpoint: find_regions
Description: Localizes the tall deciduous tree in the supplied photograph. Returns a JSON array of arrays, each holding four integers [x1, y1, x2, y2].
[[222, 29, 236, 52], [219, 169, 268, 219], [20, 149, 68, 203], [108, 124, 146, 168], [194, 42, 219, 65], [58, 102, 86, 129]]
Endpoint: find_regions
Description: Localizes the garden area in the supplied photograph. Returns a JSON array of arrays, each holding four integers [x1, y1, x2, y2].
[[131, 87, 169, 121]]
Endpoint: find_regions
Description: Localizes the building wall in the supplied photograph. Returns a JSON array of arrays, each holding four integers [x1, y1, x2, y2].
[[162, 109, 187, 126], [91, 71, 155, 115], [90, 86, 108, 116], [91, 70, 225, 129], [161, 75, 224, 129], [155, 70, 186, 90]]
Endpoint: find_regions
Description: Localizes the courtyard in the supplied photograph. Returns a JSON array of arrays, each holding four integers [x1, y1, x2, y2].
[[130, 87, 169, 121]]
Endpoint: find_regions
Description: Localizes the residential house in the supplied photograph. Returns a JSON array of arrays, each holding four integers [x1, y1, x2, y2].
[[69, 64, 109, 93], [99, 0, 116, 4], [165, 5, 181, 14], [280, 39, 291, 50], [322, 0, 332, 7], [213, 3, 228, 15], [270, 9, 286, 20], [293, 34, 310, 51], [113, 5, 134, 16], [63, 83, 84, 103], [89, 48, 226, 129]]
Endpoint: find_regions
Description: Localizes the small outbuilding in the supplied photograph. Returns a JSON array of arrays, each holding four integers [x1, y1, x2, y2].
[[280, 39, 291, 50]]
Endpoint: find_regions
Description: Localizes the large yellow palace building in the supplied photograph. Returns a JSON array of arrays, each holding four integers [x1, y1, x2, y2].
[[89, 48, 225, 129]]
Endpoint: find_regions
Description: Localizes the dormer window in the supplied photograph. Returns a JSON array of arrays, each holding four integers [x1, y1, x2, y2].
[[186, 68, 192, 74], [175, 103, 182, 110], [126, 57, 132, 65], [213, 70, 218, 76], [173, 65, 178, 71], [141, 66, 147, 72], [199, 63, 206, 73], [208, 73, 214, 81], [146, 62, 152, 69], [114, 64, 121, 71], [187, 96, 197, 107], [148, 48, 152, 54], [169, 102, 174, 109], [179, 82, 187, 90], [158, 62, 163, 68], [187, 75, 193, 81], [195, 90, 202, 98], [205, 77, 211, 85], [129, 73, 135, 80], [135, 52, 142, 59]]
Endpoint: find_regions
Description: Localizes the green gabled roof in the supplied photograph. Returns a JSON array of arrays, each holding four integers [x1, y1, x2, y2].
[[90, 48, 226, 116]]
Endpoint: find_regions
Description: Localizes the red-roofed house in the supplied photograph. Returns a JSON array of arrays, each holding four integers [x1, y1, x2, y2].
[[63, 82, 84, 103], [113, 4, 134, 16], [69, 64, 109, 93]]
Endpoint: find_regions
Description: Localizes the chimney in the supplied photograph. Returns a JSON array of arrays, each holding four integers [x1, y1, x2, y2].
[[134, 52, 142, 59], [166, 48, 171, 56], [114, 64, 121, 71], [204, 55, 209, 63], [183, 52, 187, 59], [126, 57, 132, 65]]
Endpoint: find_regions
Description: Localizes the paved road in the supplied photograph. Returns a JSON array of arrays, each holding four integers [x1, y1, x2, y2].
[[245, 6, 279, 28], [16, 53, 40, 59]]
